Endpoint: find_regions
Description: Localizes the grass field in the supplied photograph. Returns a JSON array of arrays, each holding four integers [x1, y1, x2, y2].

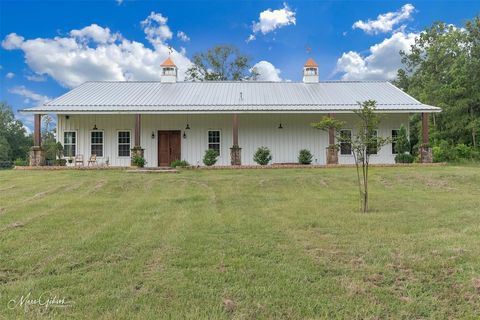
[[0, 166, 479, 319]]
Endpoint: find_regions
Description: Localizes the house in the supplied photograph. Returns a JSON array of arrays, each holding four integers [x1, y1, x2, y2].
[[22, 57, 440, 167]]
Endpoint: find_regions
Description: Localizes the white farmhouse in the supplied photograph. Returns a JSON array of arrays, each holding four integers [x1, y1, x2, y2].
[[22, 57, 440, 167]]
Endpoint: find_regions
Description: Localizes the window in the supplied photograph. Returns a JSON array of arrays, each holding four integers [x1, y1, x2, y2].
[[339, 129, 352, 155], [305, 67, 317, 75], [163, 67, 176, 76], [367, 130, 378, 155], [391, 129, 399, 154], [64, 131, 76, 157], [91, 131, 104, 157], [118, 131, 131, 157], [208, 130, 221, 155]]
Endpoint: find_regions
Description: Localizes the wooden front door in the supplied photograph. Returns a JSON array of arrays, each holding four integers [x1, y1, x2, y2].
[[158, 130, 181, 166]]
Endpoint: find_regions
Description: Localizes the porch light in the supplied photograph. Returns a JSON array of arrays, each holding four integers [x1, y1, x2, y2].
[[92, 124, 98, 130], [183, 132, 187, 139], [278, 123, 283, 129], [185, 123, 190, 130], [151, 131, 155, 139]]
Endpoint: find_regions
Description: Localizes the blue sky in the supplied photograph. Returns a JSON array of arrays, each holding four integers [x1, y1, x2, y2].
[[0, 0, 479, 129]]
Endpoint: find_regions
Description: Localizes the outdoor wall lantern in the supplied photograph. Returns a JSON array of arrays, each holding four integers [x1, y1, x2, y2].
[[151, 131, 155, 139], [183, 132, 187, 139], [185, 123, 191, 130], [278, 123, 283, 129]]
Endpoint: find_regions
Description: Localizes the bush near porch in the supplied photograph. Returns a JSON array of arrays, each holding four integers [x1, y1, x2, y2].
[[0, 166, 479, 319]]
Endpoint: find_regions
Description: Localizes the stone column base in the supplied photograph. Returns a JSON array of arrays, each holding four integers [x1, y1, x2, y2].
[[29, 146, 45, 166], [230, 145, 241, 165], [131, 146, 144, 165], [420, 146, 432, 163], [326, 146, 338, 165]]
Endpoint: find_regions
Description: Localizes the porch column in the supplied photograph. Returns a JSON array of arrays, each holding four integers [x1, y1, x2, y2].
[[29, 114, 45, 166], [131, 114, 144, 163], [326, 113, 338, 165], [230, 113, 241, 165], [420, 112, 432, 163]]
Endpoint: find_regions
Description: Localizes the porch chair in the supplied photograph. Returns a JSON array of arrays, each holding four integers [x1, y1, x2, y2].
[[88, 154, 97, 166], [75, 154, 84, 166]]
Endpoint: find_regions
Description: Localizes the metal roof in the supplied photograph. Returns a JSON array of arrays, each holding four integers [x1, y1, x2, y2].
[[22, 80, 440, 113]]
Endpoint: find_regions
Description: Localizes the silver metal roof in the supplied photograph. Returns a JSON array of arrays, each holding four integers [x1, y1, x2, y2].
[[22, 81, 440, 113]]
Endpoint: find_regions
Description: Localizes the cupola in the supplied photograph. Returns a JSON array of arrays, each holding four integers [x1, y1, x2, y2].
[[161, 57, 177, 83], [303, 58, 319, 83]]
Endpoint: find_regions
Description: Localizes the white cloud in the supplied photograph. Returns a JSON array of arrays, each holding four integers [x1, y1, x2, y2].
[[248, 2, 295, 41], [9, 86, 51, 106], [70, 24, 118, 43], [141, 12, 173, 47], [116, 0, 123, 5], [1, 33, 24, 49], [336, 31, 418, 80], [250, 60, 282, 81], [176, 31, 190, 42], [25, 74, 47, 82], [5, 72, 15, 79], [353, 4, 415, 34], [2, 13, 192, 88]]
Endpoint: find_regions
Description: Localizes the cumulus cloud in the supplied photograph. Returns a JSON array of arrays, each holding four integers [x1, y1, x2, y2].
[[336, 31, 418, 80], [9, 86, 51, 106], [176, 31, 190, 42], [353, 4, 415, 34], [250, 60, 282, 81], [141, 12, 173, 47], [2, 13, 192, 88], [5, 72, 15, 79], [248, 3, 295, 42], [70, 24, 118, 43]]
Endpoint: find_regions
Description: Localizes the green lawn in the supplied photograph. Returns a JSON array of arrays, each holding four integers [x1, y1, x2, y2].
[[1, 166, 479, 319]]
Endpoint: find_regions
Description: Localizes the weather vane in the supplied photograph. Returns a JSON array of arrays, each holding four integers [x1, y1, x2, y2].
[[168, 46, 173, 55]]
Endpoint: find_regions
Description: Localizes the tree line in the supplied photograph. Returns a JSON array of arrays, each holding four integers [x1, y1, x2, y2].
[[395, 16, 480, 161]]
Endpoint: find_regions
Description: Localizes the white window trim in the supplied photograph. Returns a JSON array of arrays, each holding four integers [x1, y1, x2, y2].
[[339, 129, 353, 156], [62, 130, 77, 158], [207, 129, 222, 158], [116, 130, 132, 158], [391, 128, 400, 155], [90, 130, 105, 158]]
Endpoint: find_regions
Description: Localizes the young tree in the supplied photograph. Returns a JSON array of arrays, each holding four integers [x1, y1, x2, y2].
[[185, 45, 255, 81], [312, 100, 390, 212]]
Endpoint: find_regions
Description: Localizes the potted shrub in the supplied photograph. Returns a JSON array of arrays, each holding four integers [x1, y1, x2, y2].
[[253, 146, 272, 165], [298, 149, 313, 164], [67, 157, 74, 164], [131, 154, 146, 168], [203, 149, 219, 166]]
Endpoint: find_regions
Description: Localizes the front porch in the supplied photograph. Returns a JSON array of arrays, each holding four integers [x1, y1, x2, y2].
[[29, 112, 432, 167]]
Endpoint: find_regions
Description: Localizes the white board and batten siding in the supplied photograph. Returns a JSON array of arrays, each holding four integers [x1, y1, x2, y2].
[[57, 113, 409, 167]]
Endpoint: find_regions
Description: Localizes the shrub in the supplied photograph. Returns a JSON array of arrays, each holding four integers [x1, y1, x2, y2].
[[253, 146, 272, 165], [171, 159, 190, 168], [14, 158, 28, 166], [54, 159, 67, 166], [298, 149, 313, 164], [131, 154, 146, 167], [395, 124, 410, 154], [203, 149, 219, 166], [0, 160, 13, 169], [394, 153, 414, 163]]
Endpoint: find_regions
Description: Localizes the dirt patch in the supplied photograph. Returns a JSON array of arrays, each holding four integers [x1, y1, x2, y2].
[[223, 298, 237, 313], [93, 180, 107, 192], [0, 221, 25, 232], [472, 278, 480, 293], [0, 185, 15, 192]]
